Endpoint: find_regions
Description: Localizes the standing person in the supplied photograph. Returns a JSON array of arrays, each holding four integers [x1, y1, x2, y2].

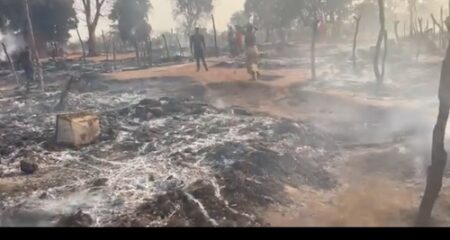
[[17, 46, 34, 92], [245, 24, 260, 81], [228, 25, 236, 56], [190, 27, 208, 72]]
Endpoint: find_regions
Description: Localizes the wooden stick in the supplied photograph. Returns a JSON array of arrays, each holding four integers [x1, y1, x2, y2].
[[24, 0, 44, 91], [212, 14, 219, 57], [1, 42, 20, 86], [352, 15, 362, 67], [76, 26, 86, 65]]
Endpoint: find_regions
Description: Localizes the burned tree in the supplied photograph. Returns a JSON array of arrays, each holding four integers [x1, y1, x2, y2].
[[352, 15, 362, 67], [82, 0, 107, 56], [409, 0, 417, 37], [417, 17, 450, 226], [374, 0, 388, 85]]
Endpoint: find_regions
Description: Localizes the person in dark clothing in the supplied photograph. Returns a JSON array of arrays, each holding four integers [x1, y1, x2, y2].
[[190, 27, 208, 72], [17, 47, 34, 92]]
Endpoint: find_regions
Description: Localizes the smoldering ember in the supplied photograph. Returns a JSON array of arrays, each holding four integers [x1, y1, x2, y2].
[[1, 0, 450, 227]]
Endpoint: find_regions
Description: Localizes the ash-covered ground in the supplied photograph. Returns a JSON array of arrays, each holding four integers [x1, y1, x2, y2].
[[0, 75, 340, 227]]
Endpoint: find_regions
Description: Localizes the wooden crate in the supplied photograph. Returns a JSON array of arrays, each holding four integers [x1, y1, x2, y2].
[[56, 112, 100, 147]]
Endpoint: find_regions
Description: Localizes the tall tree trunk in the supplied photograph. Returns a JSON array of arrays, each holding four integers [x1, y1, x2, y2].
[[374, 0, 387, 85], [88, 27, 97, 56], [417, 25, 450, 226], [211, 14, 219, 57], [352, 15, 362, 67], [1, 43, 20, 86], [24, 0, 44, 91]]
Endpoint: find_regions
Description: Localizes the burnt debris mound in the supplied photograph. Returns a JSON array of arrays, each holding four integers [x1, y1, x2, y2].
[[1, 92, 339, 227]]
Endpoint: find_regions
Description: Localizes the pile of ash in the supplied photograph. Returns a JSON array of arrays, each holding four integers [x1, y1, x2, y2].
[[0, 95, 340, 227]]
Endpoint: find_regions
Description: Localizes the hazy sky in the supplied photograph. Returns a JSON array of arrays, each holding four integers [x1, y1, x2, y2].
[[71, 0, 245, 42]]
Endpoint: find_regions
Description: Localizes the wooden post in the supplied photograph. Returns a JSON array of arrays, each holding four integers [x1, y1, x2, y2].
[[311, 18, 319, 81], [410, 0, 415, 37], [418, 18, 423, 34], [352, 15, 362, 67], [432, 14, 444, 46], [212, 14, 219, 57], [162, 34, 170, 60], [112, 40, 117, 70], [145, 37, 153, 67], [404, 21, 407, 38], [134, 39, 141, 66], [176, 34, 183, 57], [76, 26, 86, 65], [417, 18, 450, 226], [24, 0, 44, 91], [374, 0, 387, 85], [1, 42, 20, 86], [102, 31, 109, 61], [394, 20, 400, 43], [141, 42, 147, 66], [417, 18, 423, 60]]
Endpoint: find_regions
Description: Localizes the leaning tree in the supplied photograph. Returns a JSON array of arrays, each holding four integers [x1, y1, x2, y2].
[[417, 17, 450, 226]]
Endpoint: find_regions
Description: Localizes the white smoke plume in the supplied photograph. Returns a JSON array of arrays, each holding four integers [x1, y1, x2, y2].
[[0, 31, 25, 61]]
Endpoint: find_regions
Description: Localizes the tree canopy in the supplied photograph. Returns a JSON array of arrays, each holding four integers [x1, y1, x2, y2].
[[172, 0, 214, 36], [109, 0, 152, 42], [0, 0, 77, 44]]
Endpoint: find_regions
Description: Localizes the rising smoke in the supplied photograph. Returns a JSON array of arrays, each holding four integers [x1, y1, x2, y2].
[[0, 31, 25, 61]]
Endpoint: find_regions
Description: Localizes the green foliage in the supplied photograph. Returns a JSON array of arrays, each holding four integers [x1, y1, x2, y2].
[[0, 0, 77, 43], [172, 0, 214, 35], [109, 0, 152, 42]]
